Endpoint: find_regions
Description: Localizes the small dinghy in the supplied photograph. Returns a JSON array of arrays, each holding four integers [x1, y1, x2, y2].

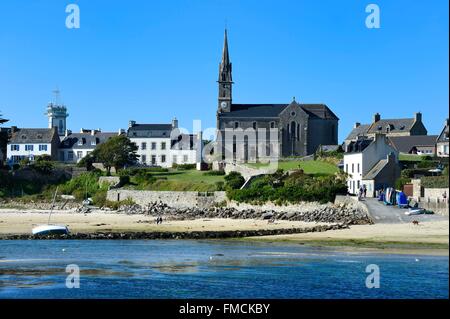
[[405, 208, 424, 216], [32, 186, 70, 236]]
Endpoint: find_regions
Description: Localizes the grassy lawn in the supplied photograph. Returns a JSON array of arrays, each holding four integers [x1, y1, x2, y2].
[[126, 169, 225, 192], [399, 153, 428, 162], [247, 160, 339, 176]]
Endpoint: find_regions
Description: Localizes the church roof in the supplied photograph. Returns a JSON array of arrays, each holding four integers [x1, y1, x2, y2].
[[218, 103, 338, 120]]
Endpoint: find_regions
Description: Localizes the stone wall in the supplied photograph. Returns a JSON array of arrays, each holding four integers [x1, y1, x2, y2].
[[106, 190, 227, 209], [424, 188, 449, 200]]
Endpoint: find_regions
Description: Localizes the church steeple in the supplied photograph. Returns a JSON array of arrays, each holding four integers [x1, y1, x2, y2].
[[218, 29, 233, 113]]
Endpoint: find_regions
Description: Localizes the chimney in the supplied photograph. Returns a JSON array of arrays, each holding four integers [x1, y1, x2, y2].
[[129, 120, 136, 128], [414, 112, 422, 123], [172, 117, 178, 129], [373, 113, 381, 123], [11, 126, 17, 133], [354, 122, 361, 129], [65, 129, 72, 137], [91, 129, 95, 136], [118, 128, 125, 135]]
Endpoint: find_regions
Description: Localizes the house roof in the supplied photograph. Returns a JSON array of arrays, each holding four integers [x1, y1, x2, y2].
[[127, 124, 173, 138], [437, 119, 449, 143], [345, 124, 371, 141], [388, 135, 438, 153], [345, 138, 373, 153], [218, 103, 339, 120], [9, 128, 57, 144], [367, 118, 416, 134], [59, 132, 118, 149], [363, 159, 388, 180]]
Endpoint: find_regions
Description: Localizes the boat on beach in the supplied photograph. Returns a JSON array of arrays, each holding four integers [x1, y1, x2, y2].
[[31, 187, 70, 236]]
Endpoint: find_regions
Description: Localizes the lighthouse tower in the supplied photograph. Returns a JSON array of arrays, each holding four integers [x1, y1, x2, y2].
[[46, 89, 68, 136]]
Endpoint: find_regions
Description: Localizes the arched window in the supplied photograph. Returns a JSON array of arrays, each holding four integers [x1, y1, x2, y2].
[[290, 121, 296, 140]]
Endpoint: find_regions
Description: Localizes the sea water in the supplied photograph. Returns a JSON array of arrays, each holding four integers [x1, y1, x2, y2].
[[0, 240, 447, 299]]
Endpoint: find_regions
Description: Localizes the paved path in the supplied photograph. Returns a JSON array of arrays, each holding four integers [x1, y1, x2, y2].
[[362, 198, 448, 224]]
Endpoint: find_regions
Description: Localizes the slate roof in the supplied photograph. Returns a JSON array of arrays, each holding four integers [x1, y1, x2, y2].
[[388, 135, 438, 153], [345, 124, 371, 141], [367, 118, 416, 134], [127, 124, 173, 138], [59, 132, 118, 149], [345, 138, 373, 153], [218, 103, 339, 120], [363, 159, 388, 180], [9, 128, 57, 144]]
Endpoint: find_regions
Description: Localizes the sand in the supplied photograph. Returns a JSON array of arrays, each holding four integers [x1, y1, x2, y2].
[[0, 209, 448, 255]]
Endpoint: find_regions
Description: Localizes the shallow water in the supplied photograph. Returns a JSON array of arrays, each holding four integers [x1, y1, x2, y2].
[[0, 240, 448, 299]]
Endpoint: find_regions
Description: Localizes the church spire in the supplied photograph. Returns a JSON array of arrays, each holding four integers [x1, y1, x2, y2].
[[218, 29, 233, 112]]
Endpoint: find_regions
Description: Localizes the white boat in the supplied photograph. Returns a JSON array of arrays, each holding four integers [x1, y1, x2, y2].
[[405, 208, 424, 216], [31, 186, 70, 236], [32, 224, 69, 235]]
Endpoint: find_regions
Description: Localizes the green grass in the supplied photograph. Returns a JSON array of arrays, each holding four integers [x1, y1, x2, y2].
[[151, 169, 225, 183], [399, 153, 428, 162], [247, 160, 339, 176]]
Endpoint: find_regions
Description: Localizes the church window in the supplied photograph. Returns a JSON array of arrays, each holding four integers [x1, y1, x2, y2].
[[291, 111, 296, 117]]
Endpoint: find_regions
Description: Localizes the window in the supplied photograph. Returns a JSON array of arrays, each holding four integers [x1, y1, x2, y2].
[[68, 151, 74, 161], [234, 122, 239, 129], [252, 122, 257, 130], [91, 140, 97, 146], [345, 164, 348, 173], [161, 142, 166, 150], [77, 151, 83, 159], [141, 142, 147, 150], [25, 145, 34, 151], [151, 155, 156, 165], [151, 142, 156, 150], [141, 155, 146, 163], [39, 145, 47, 152], [270, 122, 275, 129], [357, 163, 360, 173], [78, 139, 83, 146], [10, 144, 19, 151], [183, 155, 188, 163], [352, 163, 354, 173], [173, 155, 177, 164], [161, 155, 166, 163]]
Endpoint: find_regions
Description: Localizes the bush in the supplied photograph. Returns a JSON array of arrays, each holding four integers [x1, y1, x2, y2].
[[204, 170, 225, 176], [395, 177, 411, 190], [421, 175, 449, 188], [215, 181, 225, 191], [224, 171, 245, 190], [417, 160, 437, 169], [173, 163, 196, 170]]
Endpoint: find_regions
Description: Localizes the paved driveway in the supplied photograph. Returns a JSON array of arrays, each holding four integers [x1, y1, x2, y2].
[[362, 198, 448, 224]]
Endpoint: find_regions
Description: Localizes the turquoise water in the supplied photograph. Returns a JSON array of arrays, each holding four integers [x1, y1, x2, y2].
[[0, 240, 448, 299]]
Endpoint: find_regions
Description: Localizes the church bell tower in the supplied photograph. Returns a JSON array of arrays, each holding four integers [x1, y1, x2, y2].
[[218, 29, 233, 113]]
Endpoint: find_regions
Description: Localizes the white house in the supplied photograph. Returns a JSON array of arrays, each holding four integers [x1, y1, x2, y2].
[[127, 118, 197, 168], [7, 127, 60, 164], [436, 119, 449, 158], [344, 134, 400, 197], [58, 129, 123, 163]]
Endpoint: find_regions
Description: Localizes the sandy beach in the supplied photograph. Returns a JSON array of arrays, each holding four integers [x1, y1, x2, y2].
[[0, 209, 448, 255]]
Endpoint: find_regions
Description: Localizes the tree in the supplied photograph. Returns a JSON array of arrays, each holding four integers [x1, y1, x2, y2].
[[91, 135, 138, 175]]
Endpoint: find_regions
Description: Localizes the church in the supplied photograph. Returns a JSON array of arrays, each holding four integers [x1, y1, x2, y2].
[[216, 30, 339, 162]]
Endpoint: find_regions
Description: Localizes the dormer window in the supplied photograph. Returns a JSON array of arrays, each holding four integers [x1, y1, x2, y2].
[[78, 139, 83, 146], [234, 122, 239, 129], [252, 122, 257, 130], [21, 134, 27, 139], [37, 134, 42, 139], [91, 140, 97, 146]]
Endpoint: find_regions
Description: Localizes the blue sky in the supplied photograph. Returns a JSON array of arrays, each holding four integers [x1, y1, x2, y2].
[[0, 0, 448, 142]]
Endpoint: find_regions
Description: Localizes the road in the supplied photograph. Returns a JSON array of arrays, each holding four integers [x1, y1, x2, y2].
[[362, 198, 448, 224]]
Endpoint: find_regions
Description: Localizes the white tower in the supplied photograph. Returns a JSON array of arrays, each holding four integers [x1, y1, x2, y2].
[[46, 89, 68, 136]]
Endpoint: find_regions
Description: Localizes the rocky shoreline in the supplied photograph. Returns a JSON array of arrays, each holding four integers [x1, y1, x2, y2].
[[113, 201, 373, 225], [0, 223, 348, 240]]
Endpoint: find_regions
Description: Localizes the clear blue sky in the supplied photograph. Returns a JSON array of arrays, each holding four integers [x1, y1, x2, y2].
[[0, 0, 448, 142]]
